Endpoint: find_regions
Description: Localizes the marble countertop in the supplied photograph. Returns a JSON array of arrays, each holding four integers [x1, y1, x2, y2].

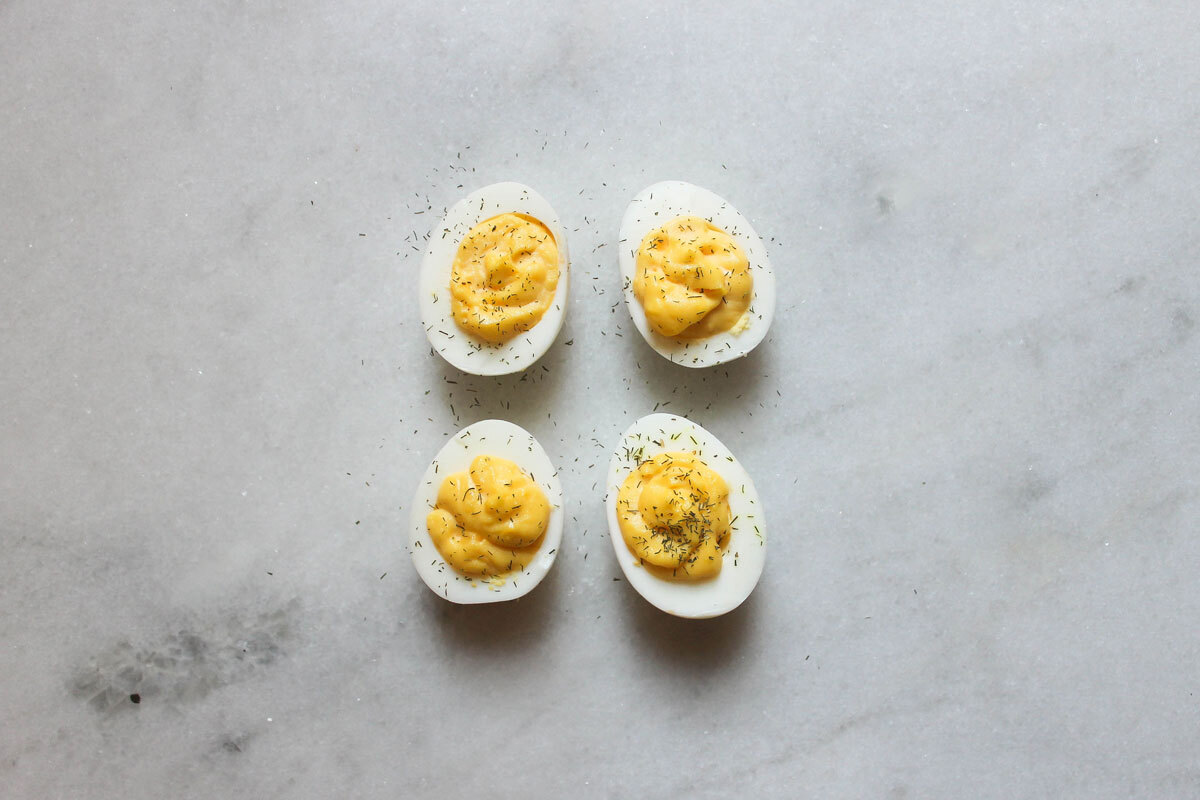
[[2, 1, 1198, 797]]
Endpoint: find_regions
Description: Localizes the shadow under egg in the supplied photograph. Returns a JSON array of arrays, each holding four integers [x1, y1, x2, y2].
[[419, 557, 562, 659], [616, 576, 760, 674], [435, 344, 568, 433], [632, 339, 774, 424]]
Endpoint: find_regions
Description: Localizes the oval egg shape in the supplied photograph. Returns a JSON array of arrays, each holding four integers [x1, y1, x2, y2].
[[618, 181, 776, 368], [420, 182, 570, 375], [410, 419, 564, 603], [605, 412, 766, 618]]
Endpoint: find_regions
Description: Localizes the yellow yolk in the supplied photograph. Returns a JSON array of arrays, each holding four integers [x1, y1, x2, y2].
[[426, 455, 551, 577], [633, 215, 752, 339], [450, 213, 559, 343], [616, 451, 731, 581]]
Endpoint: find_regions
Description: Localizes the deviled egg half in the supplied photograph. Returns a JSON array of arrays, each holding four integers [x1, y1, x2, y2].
[[410, 419, 563, 603], [619, 181, 776, 368], [420, 182, 570, 375], [605, 413, 766, 618]]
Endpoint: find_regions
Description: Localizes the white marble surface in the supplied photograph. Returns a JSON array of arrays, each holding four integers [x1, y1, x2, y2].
[[2, 1, 1198, 797]]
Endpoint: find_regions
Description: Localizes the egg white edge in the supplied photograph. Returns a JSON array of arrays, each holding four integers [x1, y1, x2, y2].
[[419, 182, 571, 376], [604, 413, 766, 619], [618, 180, 777, 368], [409, 419, 564, 604]]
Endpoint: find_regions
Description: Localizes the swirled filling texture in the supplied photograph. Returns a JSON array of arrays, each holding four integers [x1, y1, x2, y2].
[[450, 213, 559, 343], [633, 215, 751, 339], [617, 451, 731, 581], [427, 455, 550, 576]]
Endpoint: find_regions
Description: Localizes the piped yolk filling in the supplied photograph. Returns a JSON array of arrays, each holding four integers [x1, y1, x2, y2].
[[633, 215, 752, 339], [450, 213, 559, 344], [427, 455, 550, 577], [616, 451, 731, 581]]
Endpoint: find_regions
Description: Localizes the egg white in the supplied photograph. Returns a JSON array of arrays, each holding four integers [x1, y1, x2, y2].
[[420, 182, 570, 376], [605, 413, 766, 618], [410, 419, 564, 603], [618, 181, 776, 368]]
